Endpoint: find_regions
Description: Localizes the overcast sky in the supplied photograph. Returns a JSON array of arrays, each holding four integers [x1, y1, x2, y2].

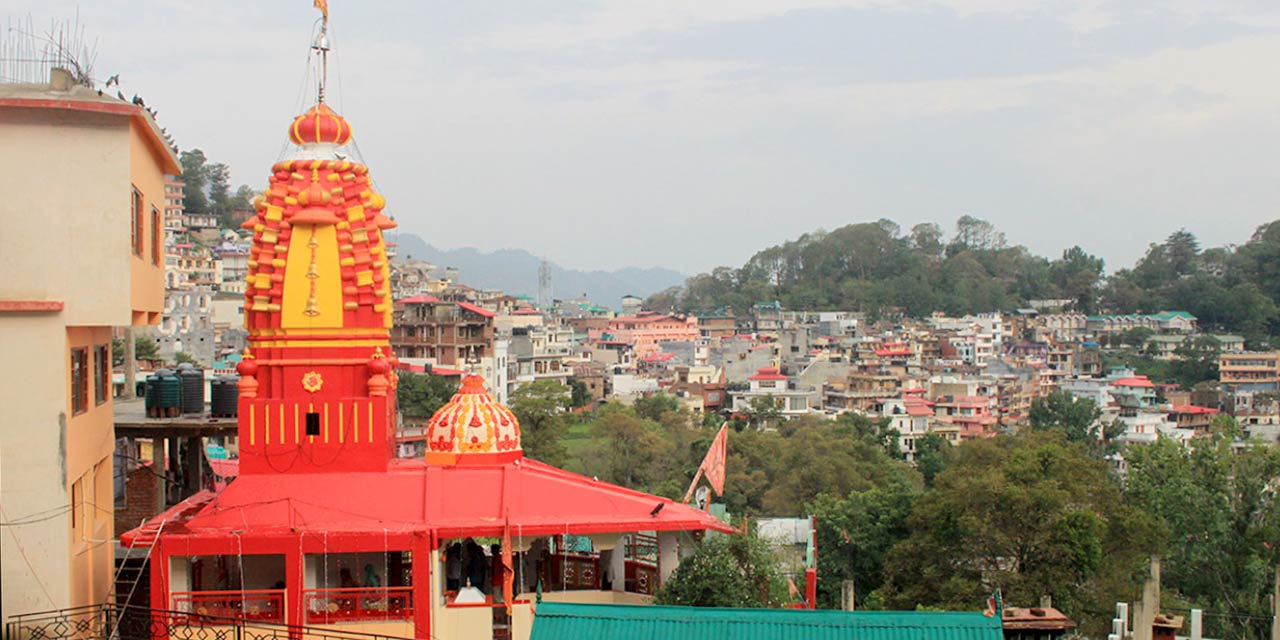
[[9, 1, 1280, 274]]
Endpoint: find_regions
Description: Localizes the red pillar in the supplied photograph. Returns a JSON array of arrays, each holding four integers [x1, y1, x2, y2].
[[149, 542, 168, 640], [805, 568, 817, 610], [412, 532, 433, 639], [286, 543, 305, 636]]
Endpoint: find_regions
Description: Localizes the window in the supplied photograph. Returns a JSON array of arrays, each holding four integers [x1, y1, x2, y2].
[[94, 344, 109, 405], [71, 347, 88, 415], [152, 206, 162, 265], [132, 187, 144, 256]]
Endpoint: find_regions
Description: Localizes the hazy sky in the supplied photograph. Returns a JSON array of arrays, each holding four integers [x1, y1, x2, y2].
[[9, 1, 1280, 274]]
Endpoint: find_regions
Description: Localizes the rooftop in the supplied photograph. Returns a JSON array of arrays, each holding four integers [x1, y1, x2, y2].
[[529, 602, 1004, 640]]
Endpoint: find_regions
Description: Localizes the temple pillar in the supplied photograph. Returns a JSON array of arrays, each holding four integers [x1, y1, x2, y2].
[[286, 544, 304, 633], [149, 543, 168, 640], [657, 532, 679, 585], [412, 533, 433, 640]]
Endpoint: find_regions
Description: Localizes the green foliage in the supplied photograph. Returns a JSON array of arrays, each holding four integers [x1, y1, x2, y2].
[[876, 432, 1157, 635], [178, 148, 254, 227], [651, 216, 1107, 318], [577, 403, 677, 491], [179, 149, 209, 214], [653, 531, 788, 608], [173, 351, 199, 366], [812, 474, 921, 608], [651, 219, 1280, 342], [397, 372, 458, 419], [509, 379, 572, 466], [112, 337, 160, 366], [1125, 426, 1280, 640], [567, 378, 591, 409], [634, 393, 681, 422], [914, 432, 951, 488], [1028, 391, 1101, 444]]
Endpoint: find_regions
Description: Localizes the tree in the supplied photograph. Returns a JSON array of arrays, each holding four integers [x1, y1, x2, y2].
[[812, 474, 921, 608], [509, 379, 571, 466], [634, 393, 680, 422], [112, 336, 161, 366], [578, 404, 675, 492], [1125, 425, 1280, 640], [877, 433, 1157, 634], [179, 149, 209, 214], [397, 372, 458, 419], [566, 379, 591, 409], [745, 395, 782, 429], [914, 432, 951, 488], [1028, 391, 1101, 445], [653, 531, 787, 608], [173, 351, 200, 366], [207, 162, 231, 221]]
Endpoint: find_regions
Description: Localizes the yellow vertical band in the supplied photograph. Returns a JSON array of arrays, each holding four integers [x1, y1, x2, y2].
[[264, 404, 271, 445], [279, 404, 285, 444], [323, 402, 330, 444], [352, 402, 360, 443], [368, 402, 373, 443], [294, 404, 300, 444], [336, 402, 342, 444], [250, 405, 257, 446]]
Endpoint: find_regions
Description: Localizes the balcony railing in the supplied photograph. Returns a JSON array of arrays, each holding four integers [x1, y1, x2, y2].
[[171, 589, 285, 623], [303, 587, 414, 624], [5, 603, 416, 640]]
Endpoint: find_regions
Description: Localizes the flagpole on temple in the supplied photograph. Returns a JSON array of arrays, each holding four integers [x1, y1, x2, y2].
[[682, 423, 729, 506], [312, 0, 330, 103]]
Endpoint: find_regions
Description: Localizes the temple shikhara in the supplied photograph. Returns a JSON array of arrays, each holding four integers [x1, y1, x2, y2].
[[120, 10, 731, 640]]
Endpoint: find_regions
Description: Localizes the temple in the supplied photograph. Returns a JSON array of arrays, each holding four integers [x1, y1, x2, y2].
[[121, 17, 731, 640]]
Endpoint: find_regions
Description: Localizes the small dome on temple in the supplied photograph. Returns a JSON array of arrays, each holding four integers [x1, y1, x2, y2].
[[289, 103, 353, 146], [425, 374, 521, 464]]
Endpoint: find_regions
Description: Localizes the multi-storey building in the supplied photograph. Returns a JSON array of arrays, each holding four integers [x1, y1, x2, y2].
[[391, 295, 497, 366], [589, 312, 700, 359], [1220, 351, 1280, 393], [0, 68, 177, 614]]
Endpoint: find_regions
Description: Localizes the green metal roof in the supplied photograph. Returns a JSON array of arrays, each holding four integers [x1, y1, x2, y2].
[[529, 602, 1004, 640]]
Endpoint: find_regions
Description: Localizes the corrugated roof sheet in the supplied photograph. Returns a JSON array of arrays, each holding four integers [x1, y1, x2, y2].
[[529, 603, 1004, 640]]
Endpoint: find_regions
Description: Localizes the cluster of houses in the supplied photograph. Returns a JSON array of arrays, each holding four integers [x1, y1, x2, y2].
[[377, 278, 1280, 461]]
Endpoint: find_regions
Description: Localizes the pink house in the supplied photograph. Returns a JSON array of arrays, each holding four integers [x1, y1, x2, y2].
[[590, 312, 700, 358]]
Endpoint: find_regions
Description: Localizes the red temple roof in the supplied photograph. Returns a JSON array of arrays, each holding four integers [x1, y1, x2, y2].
[[123, 457, 733, 545], [748, 366, 787, 381]]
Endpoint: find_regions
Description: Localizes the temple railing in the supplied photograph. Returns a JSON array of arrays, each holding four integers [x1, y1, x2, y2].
[[171, 589, 286, 623], [4, 604, 415, 640], [303, 587, 413, 624]]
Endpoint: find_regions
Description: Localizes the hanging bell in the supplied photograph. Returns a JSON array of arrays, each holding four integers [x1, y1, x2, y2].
[[306, 262, 320, 280]]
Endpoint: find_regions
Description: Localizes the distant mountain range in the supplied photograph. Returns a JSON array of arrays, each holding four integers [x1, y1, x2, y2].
[[390, 233, 686, 309]]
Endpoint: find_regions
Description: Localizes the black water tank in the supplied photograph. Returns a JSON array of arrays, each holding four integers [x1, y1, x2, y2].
[[177, 363, 205, 414], [147, 369, 180, 418], [210, 375, 239, 418]]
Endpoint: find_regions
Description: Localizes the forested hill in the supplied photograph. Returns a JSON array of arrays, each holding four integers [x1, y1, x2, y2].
[[646, 216, 1280, 344]]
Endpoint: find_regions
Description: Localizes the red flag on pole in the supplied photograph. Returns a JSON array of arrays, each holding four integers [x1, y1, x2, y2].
[[683, 423, 729, 503], [502, 514, 514, 614]]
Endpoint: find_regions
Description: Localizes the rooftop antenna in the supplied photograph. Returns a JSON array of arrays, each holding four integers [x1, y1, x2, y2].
[[310, 0, 330, 103]]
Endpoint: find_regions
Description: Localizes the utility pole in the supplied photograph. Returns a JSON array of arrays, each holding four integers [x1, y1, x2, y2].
[[1271, 565, 1280, 640]]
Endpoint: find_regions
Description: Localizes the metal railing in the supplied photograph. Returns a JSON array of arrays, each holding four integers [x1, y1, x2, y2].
[[171, 589, 286, 623], [5, 603, 416, 640], [302, 587, 413, 624]]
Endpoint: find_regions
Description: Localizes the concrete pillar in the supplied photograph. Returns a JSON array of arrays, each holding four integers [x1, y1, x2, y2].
[[1117, 602, 1129, 639], [607, 548, 626, 592], [1191, 609, 1202, 640], [124, 328, 137, 399], [657, 532, 679, 584], [841, 580, 856, 611]]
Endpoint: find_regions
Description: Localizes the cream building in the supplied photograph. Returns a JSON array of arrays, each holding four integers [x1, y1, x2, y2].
[[0, 69, 178, 616]]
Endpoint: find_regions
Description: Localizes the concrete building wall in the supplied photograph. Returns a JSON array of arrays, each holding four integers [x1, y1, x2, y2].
[[0, 109, 132, 325], [0, 90, 176, 617]]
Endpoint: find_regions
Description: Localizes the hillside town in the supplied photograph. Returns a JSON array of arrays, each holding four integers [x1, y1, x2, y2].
[[5, 4, 1280, 640]]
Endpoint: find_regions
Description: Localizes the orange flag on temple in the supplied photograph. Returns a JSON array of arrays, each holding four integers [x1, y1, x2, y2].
[[502, 516, 514, 615], [313, 0, 329, 19], [682, 423, 729, 504]]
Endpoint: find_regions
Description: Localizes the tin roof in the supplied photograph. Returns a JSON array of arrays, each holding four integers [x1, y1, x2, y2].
[[529, 603, 1004, 640]]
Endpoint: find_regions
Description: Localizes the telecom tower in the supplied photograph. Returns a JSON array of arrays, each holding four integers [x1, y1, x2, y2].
[[538, 257, 552, 309]]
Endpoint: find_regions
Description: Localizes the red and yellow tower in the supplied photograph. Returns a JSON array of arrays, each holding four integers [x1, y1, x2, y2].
[[234, 103, 399, 475]]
